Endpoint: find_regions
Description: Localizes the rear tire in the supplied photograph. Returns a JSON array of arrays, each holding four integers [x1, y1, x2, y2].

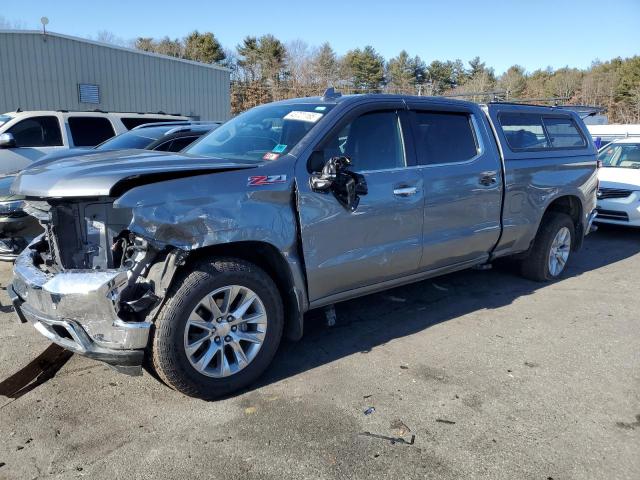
[[148, 257, 283, 400], [520, 212, 575, 282]]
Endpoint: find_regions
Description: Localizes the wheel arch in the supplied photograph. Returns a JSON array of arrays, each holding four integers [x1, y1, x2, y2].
[[541, 195, 584, 250], [184, 241, 305, 341]]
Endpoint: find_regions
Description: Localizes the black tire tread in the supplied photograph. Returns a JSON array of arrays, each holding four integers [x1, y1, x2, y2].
[[149, 257, 283, 399], [520, 212, 575, 282]]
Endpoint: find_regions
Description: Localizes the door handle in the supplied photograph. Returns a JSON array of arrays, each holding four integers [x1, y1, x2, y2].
[[479, 171, 497, 186], [393, 186, 418, 197]]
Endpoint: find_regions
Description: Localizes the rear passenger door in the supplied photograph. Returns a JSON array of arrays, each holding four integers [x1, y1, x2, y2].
[[407, 102, 503, 270]]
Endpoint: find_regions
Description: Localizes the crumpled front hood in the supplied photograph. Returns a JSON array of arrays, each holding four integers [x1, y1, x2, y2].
[[598, 167, 640, 191], [11, 150, 256, 198]]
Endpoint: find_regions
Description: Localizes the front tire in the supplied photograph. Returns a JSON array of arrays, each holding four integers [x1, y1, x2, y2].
[[520, 212, 575, 282], [149, 258, 283, 400]]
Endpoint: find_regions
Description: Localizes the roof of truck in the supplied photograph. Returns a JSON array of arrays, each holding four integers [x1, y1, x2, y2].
[[269, 93, 475, 108]]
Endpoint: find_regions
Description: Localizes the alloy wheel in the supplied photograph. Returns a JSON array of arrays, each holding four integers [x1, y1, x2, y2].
[[183, 285, 267, 378], [548, 226, 571, 277]]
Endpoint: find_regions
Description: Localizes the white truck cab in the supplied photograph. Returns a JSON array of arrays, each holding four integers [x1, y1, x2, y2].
[[0, 110, 188, 174]]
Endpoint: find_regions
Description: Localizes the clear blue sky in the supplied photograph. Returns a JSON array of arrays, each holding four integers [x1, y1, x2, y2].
[[3, 0, 639, 74]]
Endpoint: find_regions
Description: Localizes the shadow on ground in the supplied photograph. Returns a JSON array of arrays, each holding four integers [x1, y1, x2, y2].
[[253, 225, 640, 391], [1, 226, 638, 400]]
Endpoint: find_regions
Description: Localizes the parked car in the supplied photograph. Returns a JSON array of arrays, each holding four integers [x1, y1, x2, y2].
[[32, 121, 221, 166], [0, 110, 188, 174], [595, 138, 640, 226], [587, 124, 640, 149], [8, 92, 598, 399], [0, 122, 219, 261], [0, 175, 40, 260]]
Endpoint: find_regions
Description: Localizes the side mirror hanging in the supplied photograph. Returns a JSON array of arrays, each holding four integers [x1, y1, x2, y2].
[[310, 156, 368, 211]]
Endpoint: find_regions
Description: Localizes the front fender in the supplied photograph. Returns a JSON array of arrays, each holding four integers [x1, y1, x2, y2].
[[115, 160, 306, 298]]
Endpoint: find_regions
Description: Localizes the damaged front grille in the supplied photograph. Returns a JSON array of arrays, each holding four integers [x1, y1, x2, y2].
[[27, 199, 132, 270]]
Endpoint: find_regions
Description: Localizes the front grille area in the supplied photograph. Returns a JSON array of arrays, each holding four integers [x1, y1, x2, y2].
[[596, 208, 629, 222], [597, 188, 633, 199]]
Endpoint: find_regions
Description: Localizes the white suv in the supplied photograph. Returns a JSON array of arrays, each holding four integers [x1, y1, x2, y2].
[[0, 110, 188, 174]]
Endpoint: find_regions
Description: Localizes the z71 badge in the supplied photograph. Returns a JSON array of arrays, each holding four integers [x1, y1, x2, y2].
[[248, 175, 287, 186]]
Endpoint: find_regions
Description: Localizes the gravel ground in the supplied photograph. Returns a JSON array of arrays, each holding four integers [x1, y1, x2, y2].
[[0, 226, 638, 480]]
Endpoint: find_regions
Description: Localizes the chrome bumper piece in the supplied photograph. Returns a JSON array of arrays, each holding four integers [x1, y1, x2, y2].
[[10, 236, 150, 367], [586, 208, 598, 233]]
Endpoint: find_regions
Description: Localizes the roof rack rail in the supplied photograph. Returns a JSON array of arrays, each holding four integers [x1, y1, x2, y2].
[[12, 109, 187, 116]]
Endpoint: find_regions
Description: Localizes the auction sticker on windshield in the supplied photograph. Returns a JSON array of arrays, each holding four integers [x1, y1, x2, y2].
[[284, 111, 323, 123]]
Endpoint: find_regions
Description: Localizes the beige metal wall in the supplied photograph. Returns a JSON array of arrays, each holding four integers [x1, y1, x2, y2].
[[0, 31, 230, 121]]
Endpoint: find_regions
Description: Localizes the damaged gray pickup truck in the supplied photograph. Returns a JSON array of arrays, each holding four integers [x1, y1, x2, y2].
[[8, 91, 598, 399]]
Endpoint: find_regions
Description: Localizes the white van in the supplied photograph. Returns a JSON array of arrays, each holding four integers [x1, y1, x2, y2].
[[0, 110, 188, 174]]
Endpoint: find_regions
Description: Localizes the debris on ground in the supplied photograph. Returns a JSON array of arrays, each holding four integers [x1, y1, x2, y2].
[[244, 407, 257, 415], [432, 283, 449, 292], [524, 361, 539, 368], [359, 431, 415, 446], [364, 407, 376, 415], [385, 295, 407, 303], [390, 419, 411, 436], [0, 462, 5, 468], [615, 414, 640, 430], [400, 365, 409, 370], [324, 305, 337, 327], [436, 418, 456, 425]]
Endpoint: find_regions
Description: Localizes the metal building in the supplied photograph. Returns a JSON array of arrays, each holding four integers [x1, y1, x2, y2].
[[0, 30, 230, 121]]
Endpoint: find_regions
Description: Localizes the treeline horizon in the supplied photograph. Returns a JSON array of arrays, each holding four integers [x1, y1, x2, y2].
[[127, 31, 640, 123], [6, 16, 636, 122]]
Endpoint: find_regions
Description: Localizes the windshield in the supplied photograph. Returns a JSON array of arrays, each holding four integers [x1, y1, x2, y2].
[[95, 127, 169, 150], [186, 103, 334, 162], [598, 143, 640, 168], [0, 114, 13, 127]]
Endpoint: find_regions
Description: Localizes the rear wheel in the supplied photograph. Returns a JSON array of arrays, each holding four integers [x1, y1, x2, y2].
[[520, 212, 575, 282], [149, 258, 283, 399]]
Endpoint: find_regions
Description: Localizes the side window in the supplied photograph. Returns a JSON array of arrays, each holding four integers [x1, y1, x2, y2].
[[153, 136, 198, 152], [68, 117, 116, 147], [167, 136, 198, 151], [319, 111, 405, 172], [543, 117, 586, 148], [499, 113, 549, 151], [413, 111, 478, 165], [7, 116, 63, 147]]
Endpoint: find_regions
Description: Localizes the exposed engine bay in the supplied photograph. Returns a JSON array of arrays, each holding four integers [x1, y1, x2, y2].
[[23, 198, 186, 324]]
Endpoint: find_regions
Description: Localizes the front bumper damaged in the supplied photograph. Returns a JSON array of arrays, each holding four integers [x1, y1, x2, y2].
[[10, 236, 150, 372]]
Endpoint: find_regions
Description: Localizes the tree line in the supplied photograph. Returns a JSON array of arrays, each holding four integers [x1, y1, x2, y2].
[[134, 31, 640, 122]]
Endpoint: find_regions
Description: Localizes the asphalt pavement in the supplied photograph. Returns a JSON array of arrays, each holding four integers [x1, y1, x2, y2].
[[0, 226, 638, 479]]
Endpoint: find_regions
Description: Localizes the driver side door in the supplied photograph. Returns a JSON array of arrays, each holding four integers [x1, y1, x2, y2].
[[296, 103, 425, 304]]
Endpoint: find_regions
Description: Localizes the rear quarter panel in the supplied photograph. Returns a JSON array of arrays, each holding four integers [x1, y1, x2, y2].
[[485, 105, 598, 256]]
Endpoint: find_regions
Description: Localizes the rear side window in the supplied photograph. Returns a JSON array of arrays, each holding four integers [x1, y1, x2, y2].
[[499, 113, 549, 150], [543, 117, 586, 148], [413, 111, 478, 165], [7, 116, 63, 147], [68, 117, 116, 146], [499, 113, 586, 151], [121, 117, 173, 129]]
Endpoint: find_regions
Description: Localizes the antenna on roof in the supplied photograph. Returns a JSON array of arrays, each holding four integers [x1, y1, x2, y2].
[[40, 17, 49, 42], [322, 87, 341, 100]]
